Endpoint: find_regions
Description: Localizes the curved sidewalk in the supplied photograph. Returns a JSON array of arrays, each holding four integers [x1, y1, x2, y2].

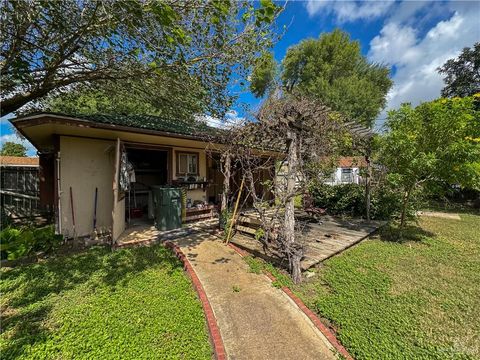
[[174, 232, 336, 360]]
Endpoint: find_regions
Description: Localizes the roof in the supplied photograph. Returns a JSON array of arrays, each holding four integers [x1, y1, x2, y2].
[[13, 112, 221, 139], [0, 156, 39, 167], [338, 156, 366, 168]]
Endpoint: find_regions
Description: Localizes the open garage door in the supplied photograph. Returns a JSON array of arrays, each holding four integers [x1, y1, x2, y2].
[[112, 138, 126, 242]]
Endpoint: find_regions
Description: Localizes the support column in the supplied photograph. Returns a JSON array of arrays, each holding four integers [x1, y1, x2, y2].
[[285, 130, 301, 283], [220, 151, 232, 228]]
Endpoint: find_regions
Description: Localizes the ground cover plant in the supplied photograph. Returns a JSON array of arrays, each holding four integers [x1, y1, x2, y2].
[[0, 225, 63, 260], [242, 213, 480, 358], [0, 245, 212, 359], [292, 214, 480, 359]]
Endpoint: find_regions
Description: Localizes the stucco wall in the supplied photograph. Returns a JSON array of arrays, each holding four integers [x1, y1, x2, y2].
[[58, 136, 211, 239], [59, 136, 115, 237]]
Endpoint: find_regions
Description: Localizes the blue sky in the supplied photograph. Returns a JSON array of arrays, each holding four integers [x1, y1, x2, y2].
[[229, 0, 480, 127], [2, 0, 479, 155]]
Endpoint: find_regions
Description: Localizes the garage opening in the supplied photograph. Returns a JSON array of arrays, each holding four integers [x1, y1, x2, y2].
[[124, 146, 170, 227]]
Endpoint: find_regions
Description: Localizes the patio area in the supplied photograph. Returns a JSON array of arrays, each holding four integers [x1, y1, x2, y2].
[[230, 212, 386, 271], [116, 218, 220, 248]]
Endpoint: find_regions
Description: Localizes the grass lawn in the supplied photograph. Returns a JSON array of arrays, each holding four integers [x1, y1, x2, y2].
[[245, 213, 480, 359], [0, 245, 212, 359]]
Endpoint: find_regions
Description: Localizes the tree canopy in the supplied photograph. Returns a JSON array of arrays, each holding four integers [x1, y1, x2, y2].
[[0, 0, 281, 117], [0, 142, 27, 157], [438, 42, 480, 98], [379, 95, 480, 226], [32, 75, 204, 120], [250, 29, 392, 127]]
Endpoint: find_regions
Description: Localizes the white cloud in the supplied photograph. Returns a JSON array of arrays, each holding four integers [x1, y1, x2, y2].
[[368, 1, 480, 127], [196, 110, 246, 129], [224, 110, 246, 126], [305, 0, 395, 22], [369, 22, 419, 66], [0, 132, 37, 156]]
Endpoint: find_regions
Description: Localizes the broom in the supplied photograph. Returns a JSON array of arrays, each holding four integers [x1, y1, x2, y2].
[[92, 187, 99, 240], [69, 187, 76, 241]]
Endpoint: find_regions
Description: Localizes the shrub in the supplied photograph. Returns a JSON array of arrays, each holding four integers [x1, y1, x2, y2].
[[0, 225, 63, 260], [310, 182, 405, 220], [370, 183, 405, 220], [310, 183, 365, 217]]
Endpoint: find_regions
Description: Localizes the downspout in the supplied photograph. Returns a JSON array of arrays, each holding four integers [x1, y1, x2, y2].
[[56, 151, 62, 235]]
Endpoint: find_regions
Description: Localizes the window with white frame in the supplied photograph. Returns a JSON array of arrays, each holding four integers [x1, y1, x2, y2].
[[341, 168, 353, 183], [177, 152, 198, 175]]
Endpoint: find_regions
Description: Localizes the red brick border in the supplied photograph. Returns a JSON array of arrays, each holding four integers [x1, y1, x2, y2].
[[165, 241, 226, 360], [228, 243, 354, 360]]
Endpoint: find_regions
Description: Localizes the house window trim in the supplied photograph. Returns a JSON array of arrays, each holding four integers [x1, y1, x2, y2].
[[176, 151, 200, 176], [341, 168, 354, 183]]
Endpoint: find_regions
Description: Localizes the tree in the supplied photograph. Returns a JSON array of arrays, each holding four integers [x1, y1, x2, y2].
[[210, 95, 353, 283], [0, 142, 27, 157], [379, 95, 480, 228], [36, 87, 165, 117], [32, 74, 205, 120], [0, 0, 281, 116], [250, 29, 392, 127], [438, 42, 480, 98], [250, 52, 277, 98]]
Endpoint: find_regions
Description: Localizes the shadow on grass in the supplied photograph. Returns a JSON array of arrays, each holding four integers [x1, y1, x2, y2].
[[377, 223, 435, 244], [0, 244, 182, 359]]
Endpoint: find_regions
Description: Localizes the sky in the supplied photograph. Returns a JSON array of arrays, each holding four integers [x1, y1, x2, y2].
[[1, 0, 479, 156], [230, 0, 480, 128]]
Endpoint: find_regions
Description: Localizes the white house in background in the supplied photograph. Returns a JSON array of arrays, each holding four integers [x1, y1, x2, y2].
[[324, 156, 366, 185]]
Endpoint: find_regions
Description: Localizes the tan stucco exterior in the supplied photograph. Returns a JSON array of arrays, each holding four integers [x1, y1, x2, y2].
[[59, 136, 115, 238], [57, 134, 211, 239], [13, 114, 277, 241]]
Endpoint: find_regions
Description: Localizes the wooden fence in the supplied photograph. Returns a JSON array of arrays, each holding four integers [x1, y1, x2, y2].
[[0, 166, 46, 221]]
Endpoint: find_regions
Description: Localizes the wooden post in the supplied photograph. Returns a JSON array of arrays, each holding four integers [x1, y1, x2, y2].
[[220, 152, 231, 215], [285, 130, 302, 284], [225, 177, 244, 244], [365, 150, 372, 222]]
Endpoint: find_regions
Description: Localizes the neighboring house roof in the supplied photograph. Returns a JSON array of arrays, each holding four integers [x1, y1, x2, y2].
[[13, 112, 221, 139], [338, 156, 366, 168], [0, 156, 39, 167]]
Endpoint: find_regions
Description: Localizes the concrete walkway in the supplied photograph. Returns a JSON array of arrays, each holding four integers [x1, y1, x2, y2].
[[175, 232, 336, 360]]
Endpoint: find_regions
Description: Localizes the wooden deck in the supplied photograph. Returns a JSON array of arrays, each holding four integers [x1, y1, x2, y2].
[[230, 212, 386, 271]]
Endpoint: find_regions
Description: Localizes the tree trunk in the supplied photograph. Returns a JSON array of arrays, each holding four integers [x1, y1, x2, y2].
[[400, 187, 412, 229], [285, 130, 301, 284], [220, 152, 231, 228], [365, 153, 372, 222]]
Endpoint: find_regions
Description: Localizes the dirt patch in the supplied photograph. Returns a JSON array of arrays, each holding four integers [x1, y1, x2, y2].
[[418, 211, 461, 220]]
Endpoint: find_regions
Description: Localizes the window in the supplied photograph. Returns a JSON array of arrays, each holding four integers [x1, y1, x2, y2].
[[177, 152, 198, 175], [341, 168, 353, 183]]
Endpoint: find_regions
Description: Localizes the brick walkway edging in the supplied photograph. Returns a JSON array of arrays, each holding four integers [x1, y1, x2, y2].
[[164, 241, 226, 360], [228, 243, 354, 360]]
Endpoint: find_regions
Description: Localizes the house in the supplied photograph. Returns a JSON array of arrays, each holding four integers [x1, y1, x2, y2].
[[9, 112, 274, 243], [324, 156, 367, 185], [0, 155, 39, 167], [0, 156, 41, 218]]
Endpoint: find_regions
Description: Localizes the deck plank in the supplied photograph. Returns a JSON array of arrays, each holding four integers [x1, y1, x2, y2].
[[231, 213, 386, 271]]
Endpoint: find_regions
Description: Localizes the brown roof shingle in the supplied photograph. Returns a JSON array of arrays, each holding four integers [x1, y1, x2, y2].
[[338, 156, 366, 168], [0, 156, 39, 167]]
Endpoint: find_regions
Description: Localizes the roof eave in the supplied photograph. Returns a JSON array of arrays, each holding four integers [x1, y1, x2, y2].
[[11, 113, 221, 145]]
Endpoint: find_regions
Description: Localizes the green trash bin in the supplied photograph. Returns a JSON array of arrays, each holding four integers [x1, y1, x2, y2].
[[151, 186, 182, 231]]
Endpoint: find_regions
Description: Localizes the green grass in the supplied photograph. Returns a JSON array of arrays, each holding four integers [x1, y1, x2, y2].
[[292, 213, 480, 359], [0, 245, 212, 359], [244, 255, 292, 288]]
